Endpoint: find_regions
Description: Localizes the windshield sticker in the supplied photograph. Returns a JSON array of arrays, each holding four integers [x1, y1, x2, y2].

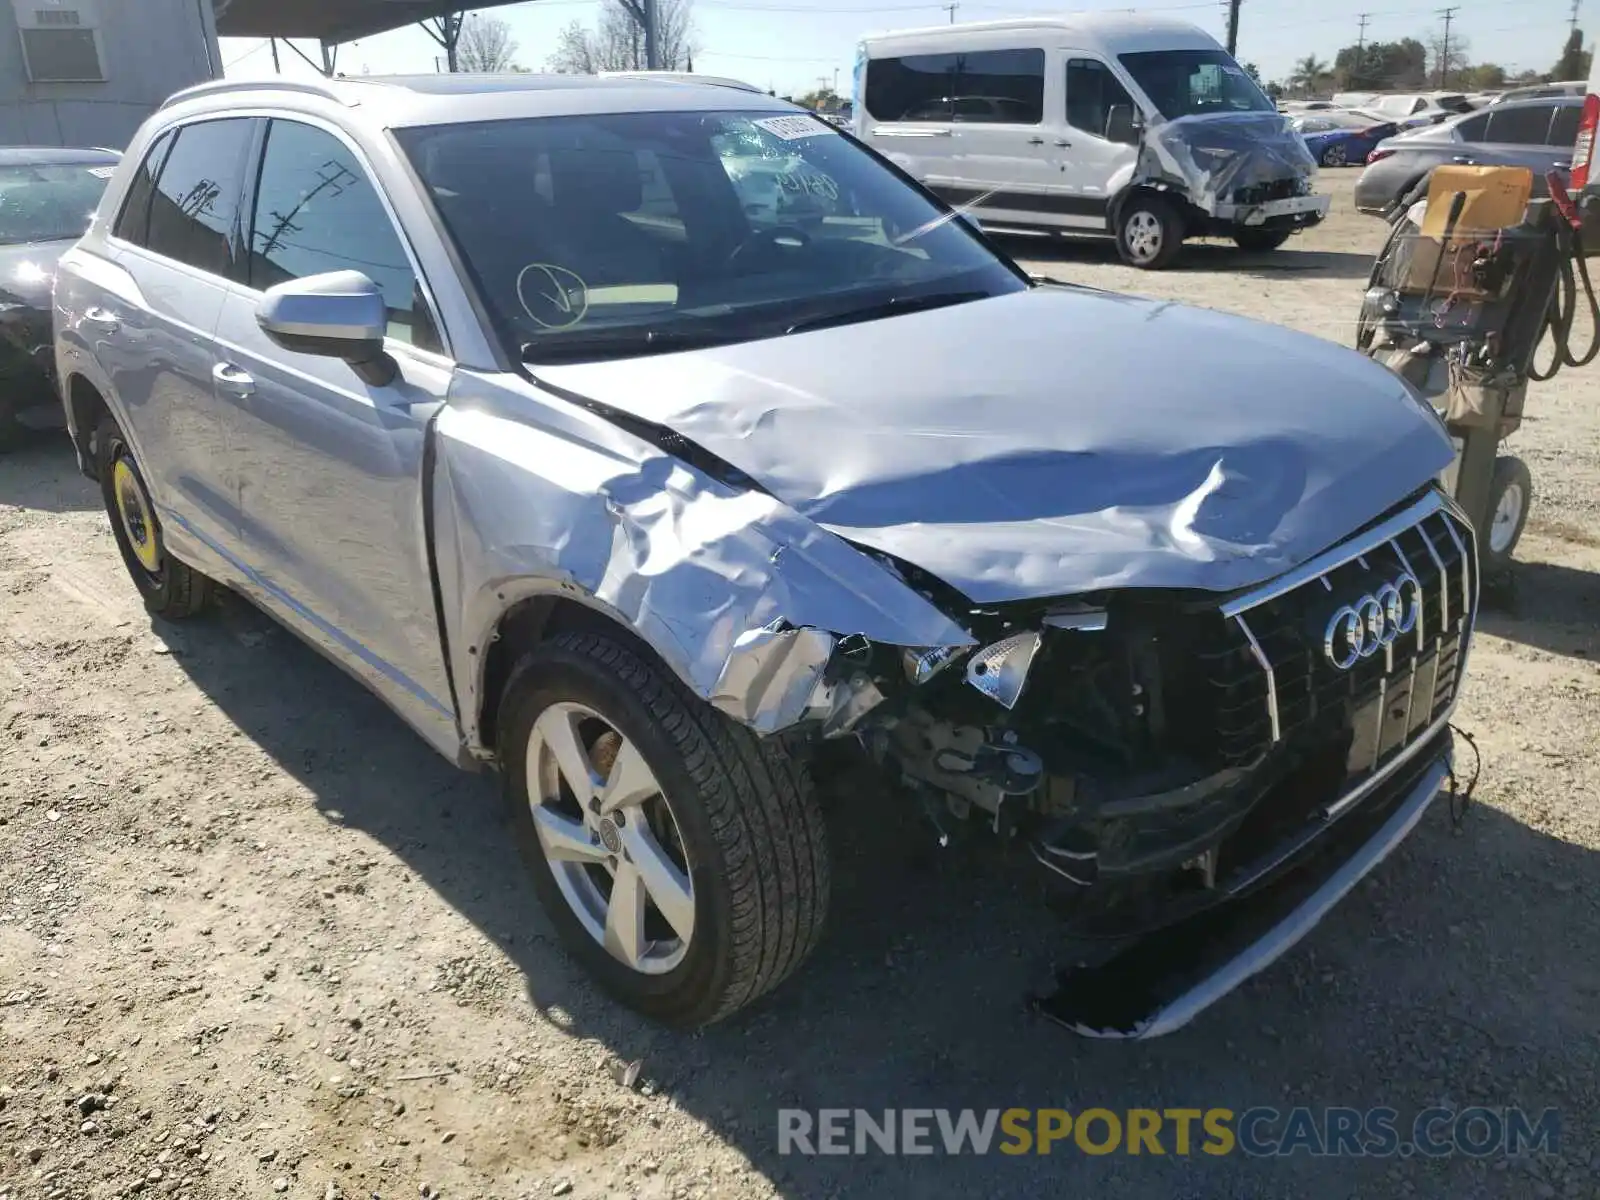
[[755, 115, 835, 141], [1221, 65, 1245, 76], [516, 263, 589, 330], [88, 166, 117, 178]]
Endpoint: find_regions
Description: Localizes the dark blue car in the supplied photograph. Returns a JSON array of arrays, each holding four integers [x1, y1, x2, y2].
[[1293, 111, 1400, 167]]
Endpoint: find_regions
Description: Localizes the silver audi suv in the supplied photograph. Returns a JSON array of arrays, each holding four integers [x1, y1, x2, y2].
[[54, 74, 1475, 1035]]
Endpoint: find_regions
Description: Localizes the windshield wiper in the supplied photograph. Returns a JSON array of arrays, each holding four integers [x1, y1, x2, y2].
[[520, 325, 748, 365], [784, 289, 992, 335]]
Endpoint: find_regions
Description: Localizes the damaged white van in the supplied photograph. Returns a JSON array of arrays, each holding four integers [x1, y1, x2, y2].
[[853, 14, 1330, 267]]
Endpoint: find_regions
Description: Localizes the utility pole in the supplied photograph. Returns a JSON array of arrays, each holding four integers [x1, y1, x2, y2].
[[1437, 6, 1458, 89], [943, 1, 958, 23], [1354, 11, 1369, 82], [1356, 12, 1369, 54], [1571, 0, 1583, 36], [1224, 0, 1241, 57]]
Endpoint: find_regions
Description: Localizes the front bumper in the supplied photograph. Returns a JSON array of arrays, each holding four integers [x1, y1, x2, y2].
[[1036, 736, 1451, 1038], [1214, 192, 1331, 228]]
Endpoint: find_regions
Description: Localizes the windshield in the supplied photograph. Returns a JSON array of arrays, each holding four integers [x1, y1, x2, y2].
[[1118, 50, 1275, 119], [395, 109, 1023, 361], [0, 161, 113, 245]]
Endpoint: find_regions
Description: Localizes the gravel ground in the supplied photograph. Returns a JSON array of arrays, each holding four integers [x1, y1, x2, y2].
[[3, 172, 1600, 1200]]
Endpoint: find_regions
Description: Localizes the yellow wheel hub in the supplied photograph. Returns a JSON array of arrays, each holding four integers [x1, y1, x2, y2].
[[112, 457, 161, 574]]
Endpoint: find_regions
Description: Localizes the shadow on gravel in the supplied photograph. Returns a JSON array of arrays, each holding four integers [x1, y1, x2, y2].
[[989, 234, 1377, 282], [0, 437, 99, 514], [165, 592, 1599, 1200], [1477, 558, 1600, 662]]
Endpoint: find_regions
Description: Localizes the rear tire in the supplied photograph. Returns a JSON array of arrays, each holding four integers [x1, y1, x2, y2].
[[1320, 143, 1349, 167], [1115, 193, 1184, 269], [499, 630, 830, 1027], [96, 413, 213, 619], [1233, 229, 1293, 253]]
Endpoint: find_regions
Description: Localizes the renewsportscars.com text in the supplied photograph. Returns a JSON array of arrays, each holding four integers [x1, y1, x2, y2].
[[777, 1106, 1560, 1158]]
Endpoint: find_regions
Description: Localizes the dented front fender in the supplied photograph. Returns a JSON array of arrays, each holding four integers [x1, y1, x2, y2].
[[430, 370, 973, 757]]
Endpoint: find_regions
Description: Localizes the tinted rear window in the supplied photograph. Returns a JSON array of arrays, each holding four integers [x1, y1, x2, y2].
[[864, 49, 1045, 124], [143, 118, 255, 276]]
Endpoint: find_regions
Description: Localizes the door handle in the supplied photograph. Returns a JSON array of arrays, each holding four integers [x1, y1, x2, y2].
[[212, 362, 255, 396], [1055, 139, 1073, 148], [83, 306, 119, 330], [1451, 156, 1476, 164], [1028, 136, 1046, 145]]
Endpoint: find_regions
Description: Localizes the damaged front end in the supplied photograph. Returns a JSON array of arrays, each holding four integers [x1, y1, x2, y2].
[[753, 489, 1476, 1037], [1136, 112, 1330, 233]]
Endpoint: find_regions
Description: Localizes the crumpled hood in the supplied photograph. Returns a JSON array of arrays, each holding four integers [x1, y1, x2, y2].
[[534, 286, 1454, 604], [1141, 111, 1319, 211]]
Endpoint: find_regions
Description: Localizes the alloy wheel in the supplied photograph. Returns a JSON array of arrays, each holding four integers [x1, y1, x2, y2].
[[525, 701, 696, 975]]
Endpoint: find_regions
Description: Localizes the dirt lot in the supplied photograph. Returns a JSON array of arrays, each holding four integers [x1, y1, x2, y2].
[[4, 172, 1600, 1200]]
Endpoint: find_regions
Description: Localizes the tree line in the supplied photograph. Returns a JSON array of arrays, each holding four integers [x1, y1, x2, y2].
[[1273, 26, 1591, 98], [449, 1, 697, 75]]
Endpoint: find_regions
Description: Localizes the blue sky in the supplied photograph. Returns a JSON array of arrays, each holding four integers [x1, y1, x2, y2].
[[219, 0, 1586, 96]]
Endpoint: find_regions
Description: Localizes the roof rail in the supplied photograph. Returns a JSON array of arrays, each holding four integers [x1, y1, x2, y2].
[[160, 77, 350, 110]]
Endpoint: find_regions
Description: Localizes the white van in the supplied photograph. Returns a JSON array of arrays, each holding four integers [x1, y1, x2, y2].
[[853, 14, 1329, 267]]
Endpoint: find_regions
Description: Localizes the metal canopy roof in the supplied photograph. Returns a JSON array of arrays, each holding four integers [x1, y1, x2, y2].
[[212, 0, 527, 44]]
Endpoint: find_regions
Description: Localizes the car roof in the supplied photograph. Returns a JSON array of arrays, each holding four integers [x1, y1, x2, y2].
[[159, 73, 795, 131], [860, 13, 1218, 55], [0, 145, 120, 166]]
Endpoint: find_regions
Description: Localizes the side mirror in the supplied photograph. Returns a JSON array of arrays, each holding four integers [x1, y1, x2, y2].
[[1105, 104, 1140, 146], [255, 270, 398, 387]]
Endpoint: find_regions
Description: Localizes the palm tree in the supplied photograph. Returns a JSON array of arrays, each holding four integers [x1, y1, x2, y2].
[[1291, 54, 1329, 97]]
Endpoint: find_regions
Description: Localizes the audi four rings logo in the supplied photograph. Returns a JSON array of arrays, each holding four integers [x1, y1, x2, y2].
[[1324, 573, 1422, 671]]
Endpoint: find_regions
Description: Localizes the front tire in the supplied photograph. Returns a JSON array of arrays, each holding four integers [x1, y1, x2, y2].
[[499, 631, 830, 1027], [1479, 456, 1532, 575], [1115, 193, 1184, 269], [96, 413, 213, 619], [1233, 228, 1293, 253], [1321, 143, 1349, 167]]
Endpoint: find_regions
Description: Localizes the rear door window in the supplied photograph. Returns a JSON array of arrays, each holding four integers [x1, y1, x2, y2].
[[1484, 104, 1558, 145], [142, 118, 255, 276], [1548, 104, 1582, 149], [1455, 112, 1490, 141]]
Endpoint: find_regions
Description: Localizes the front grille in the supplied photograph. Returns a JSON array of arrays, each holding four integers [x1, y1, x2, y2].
[[1232, 177, 1308, 206], [1199, 492, 1476, 788]]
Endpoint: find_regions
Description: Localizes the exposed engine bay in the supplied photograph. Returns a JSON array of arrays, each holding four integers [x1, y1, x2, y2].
[[785, 487, 1477, 1016]]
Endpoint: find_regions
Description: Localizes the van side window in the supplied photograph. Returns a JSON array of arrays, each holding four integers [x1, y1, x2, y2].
[[1066, 59, 1138, 143], [864, 53, 958, 121], [113, 130, 174, 247], [951, 49, 1044, 124], [863, 49, 1043, 124], [143, 118, 256, 277]]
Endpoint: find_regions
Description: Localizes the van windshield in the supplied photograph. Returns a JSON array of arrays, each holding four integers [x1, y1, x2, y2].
[[1118, 50, 1275, 119], [397, 109, 1024, 362]]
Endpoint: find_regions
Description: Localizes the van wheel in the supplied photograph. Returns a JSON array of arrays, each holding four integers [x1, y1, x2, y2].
[[96, 414, 213, 619], [1479, 456, 1532, 575], [499, 631, 830, 1027], [1233, 229, 1292, 253], [1115, 194, 1184, 269]]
